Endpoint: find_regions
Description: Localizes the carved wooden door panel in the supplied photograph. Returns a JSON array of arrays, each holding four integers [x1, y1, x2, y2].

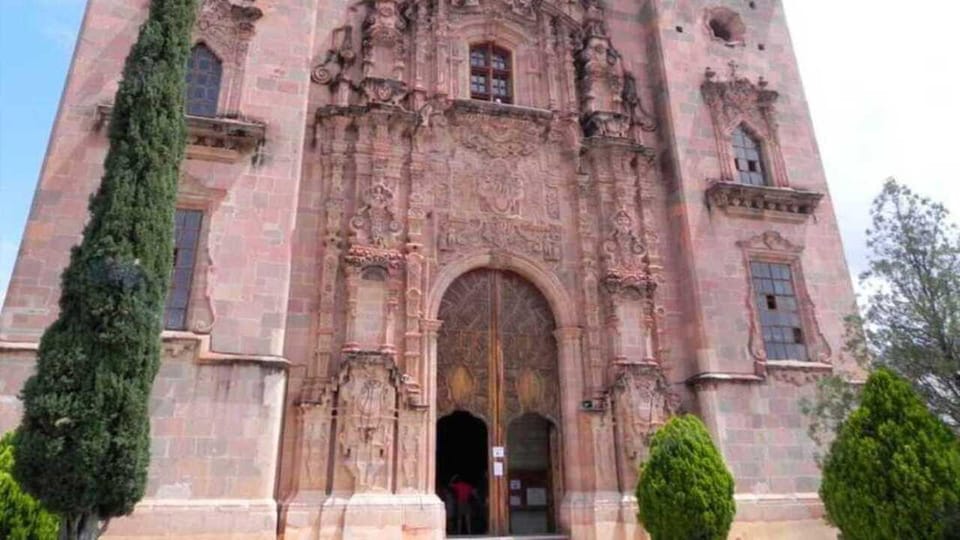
[[437, 269, 559, 535]]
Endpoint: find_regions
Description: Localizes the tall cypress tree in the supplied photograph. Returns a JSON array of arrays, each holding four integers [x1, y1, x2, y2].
[[13, 1, 196, 538]]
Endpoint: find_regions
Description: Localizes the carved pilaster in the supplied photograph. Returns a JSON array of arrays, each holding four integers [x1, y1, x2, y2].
[[336, 352, 400, 492], [610, 364, 678, 490], [315, 116, 352, 378], [397, 407, 428, 492], [296, 380, 335, 492]]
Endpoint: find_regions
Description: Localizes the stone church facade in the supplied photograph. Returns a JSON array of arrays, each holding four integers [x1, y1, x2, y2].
[[0, 0, 857, 538]]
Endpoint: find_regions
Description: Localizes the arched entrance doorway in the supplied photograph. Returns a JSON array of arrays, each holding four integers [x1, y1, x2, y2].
[[437, 411, 489, 535], [436, 269, 560, 536]]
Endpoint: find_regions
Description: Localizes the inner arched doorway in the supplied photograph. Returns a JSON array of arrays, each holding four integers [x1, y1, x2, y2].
[[436, 268, 560, 536]]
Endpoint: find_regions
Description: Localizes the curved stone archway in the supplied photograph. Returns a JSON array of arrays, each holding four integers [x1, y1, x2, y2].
[[425, 250, 578, 329]]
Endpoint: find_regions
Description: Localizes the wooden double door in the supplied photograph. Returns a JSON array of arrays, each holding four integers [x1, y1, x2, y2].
[[436, 269, 562, 536]]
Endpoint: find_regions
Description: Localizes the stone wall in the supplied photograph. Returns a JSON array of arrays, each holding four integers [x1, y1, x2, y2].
[[0, 0, 859, 538]]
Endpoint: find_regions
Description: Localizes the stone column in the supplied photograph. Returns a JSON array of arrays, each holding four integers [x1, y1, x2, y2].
[[422, 318, 443, 491]]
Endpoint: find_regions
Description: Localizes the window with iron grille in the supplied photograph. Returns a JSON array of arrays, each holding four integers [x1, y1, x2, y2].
[[470, 43, 512, 104], [165, 209, 203, 330], [186, 44, 222, 117], [732, 126, 767, 186], [750, 261, 808, 360]]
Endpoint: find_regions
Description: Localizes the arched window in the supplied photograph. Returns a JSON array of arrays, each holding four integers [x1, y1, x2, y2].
[[732, 125, 767, 186], [186, 44, 222, 117], [470, 43, 512, 104]]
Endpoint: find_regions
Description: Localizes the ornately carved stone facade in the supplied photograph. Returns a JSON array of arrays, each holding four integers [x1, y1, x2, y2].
[[0, 0, 857, 538]]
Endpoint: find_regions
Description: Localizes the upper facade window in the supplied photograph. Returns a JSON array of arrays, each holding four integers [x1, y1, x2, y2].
[[733, 126, 767, 186], [186, 44, 222, 117], [470, 43, 512, 104], [165, 209, 203, 330], [750, 261, 807, 361]]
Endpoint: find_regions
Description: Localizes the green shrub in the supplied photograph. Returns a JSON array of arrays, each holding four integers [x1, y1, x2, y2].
[[820, 368, 960, 540], [636, 414, 736, 540], [0, 432, 59, 540]]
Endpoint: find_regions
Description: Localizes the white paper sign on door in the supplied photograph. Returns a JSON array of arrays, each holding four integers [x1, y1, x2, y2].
[[492, 446, 505, 458], [493, 461, 504, 476]]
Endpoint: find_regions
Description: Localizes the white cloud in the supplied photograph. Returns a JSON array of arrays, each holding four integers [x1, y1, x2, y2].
[[784, 0, 960, 280]]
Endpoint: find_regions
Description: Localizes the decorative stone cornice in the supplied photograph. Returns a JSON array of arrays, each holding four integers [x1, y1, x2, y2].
[[96, 104, 266, 163], [450, 99, 554, 122], [765, 361, 833, 386], [706, 181, 824, 222]]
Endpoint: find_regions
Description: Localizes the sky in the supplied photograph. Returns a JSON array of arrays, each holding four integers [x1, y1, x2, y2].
[[0, 0, 958, 305]]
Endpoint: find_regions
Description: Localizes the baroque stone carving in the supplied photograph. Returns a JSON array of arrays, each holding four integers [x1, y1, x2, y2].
[[768, 363, 832, 386], [735, 230, 803, 254], [476, 160, 524, 216], [361, 0, 408, 82], [574, 0, 657, 140], [701, 63, 789, 186], [336, 352, 399, 492], [706, 180, 824, 222], [351, 183, 402, 247], [162, 338, 200, 361], [311, 25, 357, 97], [601, 210, 654, 296], [196, 0, 263, 66], [398, 411, 424, 491], [96, 105, 266, 163], [193, 0, 262, 116], [437, 214, 561, 263], [545, 185, 560, 220], [611, 366, 678, 489], [344, 244, 405, 274], [455, 114, 542, 158], [297, 381, 335, 491], [736, 231, 833, 369]]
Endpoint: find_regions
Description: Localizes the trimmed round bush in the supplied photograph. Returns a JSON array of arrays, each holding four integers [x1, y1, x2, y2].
[[820, 368, 960, 540], [1, 432, 59, 540], [636, 414, 736, 540]]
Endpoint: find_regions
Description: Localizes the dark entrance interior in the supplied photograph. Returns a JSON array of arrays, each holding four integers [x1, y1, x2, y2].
[[507, 413, 555, 535], [437, 410, 489, 536]]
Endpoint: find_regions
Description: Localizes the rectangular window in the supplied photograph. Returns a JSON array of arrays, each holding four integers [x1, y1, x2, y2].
[[750, 261, 807, 361], [164, 209, 203, 330], [469, 42, 512, 104]]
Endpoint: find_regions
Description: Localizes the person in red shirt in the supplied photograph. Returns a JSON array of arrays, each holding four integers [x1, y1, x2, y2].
[[449, 475, 476, 534]]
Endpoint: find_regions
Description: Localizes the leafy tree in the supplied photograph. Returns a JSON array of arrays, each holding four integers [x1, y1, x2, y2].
[[861, 178, 959, 429], [13, 1, 196, 538], [802, 179, 959, 459], [636, 414, 736, 540], [820, 368, 960, 539], [0, 432, 59, 540]]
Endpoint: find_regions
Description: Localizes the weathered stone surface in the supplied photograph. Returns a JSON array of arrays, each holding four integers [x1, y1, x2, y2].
[[0, 0, 858, 537]]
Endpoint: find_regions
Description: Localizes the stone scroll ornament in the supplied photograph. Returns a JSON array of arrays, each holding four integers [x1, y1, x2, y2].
[[336, 353, 399, 492]]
